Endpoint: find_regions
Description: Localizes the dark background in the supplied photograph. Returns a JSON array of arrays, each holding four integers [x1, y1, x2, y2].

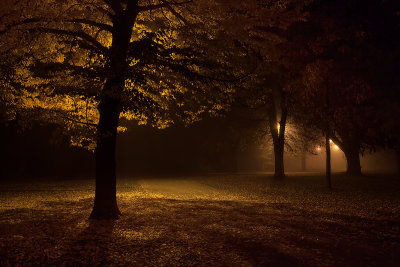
[[1, 116, 398, 180]]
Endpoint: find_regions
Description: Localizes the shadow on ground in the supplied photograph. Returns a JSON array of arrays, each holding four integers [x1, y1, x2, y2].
[[1, 196, 399, 266]]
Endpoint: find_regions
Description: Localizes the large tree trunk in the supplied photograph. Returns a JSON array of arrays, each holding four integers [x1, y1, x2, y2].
[[343, 145, 362, 176], [330, 133, 362, 176], [90, 80, 122, 220], [89, 3, 139, 220]]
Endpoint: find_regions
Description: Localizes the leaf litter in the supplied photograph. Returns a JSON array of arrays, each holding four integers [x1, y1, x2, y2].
[[0, 173, 399, 266]]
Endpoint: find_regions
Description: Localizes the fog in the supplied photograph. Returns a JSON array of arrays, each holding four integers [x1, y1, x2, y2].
[[116, 120, 399, 176], [0, 119, 398, 180], [284, 150, 398, 174]]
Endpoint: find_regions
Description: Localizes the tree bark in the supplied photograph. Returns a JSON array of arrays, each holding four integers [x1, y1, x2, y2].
[[325, 82, 332, 188], [325, 131, 332, 188], [273, 140, 285, 177], [89, 3, 139, 220], [269, 107, 287, 178], [89, 80, 122, 220], [343, 145, 362, 176], [330, 133, 362, 176]]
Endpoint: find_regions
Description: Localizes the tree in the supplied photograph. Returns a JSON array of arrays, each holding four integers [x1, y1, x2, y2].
[[210, 0, 310, 178], [1, 0, 239, 219], [284, 0, 400, 176]]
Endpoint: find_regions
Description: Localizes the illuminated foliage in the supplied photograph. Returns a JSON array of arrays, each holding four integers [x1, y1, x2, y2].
[[0, 0, 241, 149], [0, 0, 250, 219]]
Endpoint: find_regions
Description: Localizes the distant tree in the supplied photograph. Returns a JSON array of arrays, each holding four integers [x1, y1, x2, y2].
[[211, 0, 310, 178], [284, 0, 400, 176]]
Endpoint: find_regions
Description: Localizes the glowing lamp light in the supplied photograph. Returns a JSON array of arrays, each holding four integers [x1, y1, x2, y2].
[[329, 139, 340, 150], [333, 144, 339, 150], [316, 146, 321, 152], [277, 123, 280, 135]]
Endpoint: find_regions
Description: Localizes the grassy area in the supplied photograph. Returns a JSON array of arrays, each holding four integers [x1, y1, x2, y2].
[[0, 173, 399, 266], [199, 173, 400, 219]]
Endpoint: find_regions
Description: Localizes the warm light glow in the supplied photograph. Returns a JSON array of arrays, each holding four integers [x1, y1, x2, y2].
[[333, 144, 339, 150], [329, 139, 340, 150], [316, 146, 321, 152], [277, 123, 280, 135]]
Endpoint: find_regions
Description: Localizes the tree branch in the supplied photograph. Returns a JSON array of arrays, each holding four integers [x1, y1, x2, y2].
[[139, 0, 192, 23], [160, 0, 190, 23], [139, 0, 191, 12], [66, 19, 113, 33], [0, 18, 42, 35], [50, 108, 98, 127], [34, 27, 109, 56], [103, 0, 123, 16], [61, 115, 98, 128], [330, 133, 344, 151]]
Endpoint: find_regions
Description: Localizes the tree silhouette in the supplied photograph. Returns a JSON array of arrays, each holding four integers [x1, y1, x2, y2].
[[0, 0, 239, 219], [284, 0, 400, 176], [212, 0, 309, 178]]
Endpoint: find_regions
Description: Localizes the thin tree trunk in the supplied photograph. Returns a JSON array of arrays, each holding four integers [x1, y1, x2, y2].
[[273, 141, 285, 177], [325, 131, 332, 188], [324, 81, 332, 188], [270, 107, 287, 178]]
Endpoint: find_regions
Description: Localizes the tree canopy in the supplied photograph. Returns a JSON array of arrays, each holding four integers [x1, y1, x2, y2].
[[1, 0, 247, 149]]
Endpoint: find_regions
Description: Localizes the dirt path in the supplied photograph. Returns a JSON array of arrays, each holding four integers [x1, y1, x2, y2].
[[137, 178, 238, 200]]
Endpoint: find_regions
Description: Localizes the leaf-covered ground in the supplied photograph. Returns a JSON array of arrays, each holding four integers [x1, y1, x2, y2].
[[0, 173, 399, 266]]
